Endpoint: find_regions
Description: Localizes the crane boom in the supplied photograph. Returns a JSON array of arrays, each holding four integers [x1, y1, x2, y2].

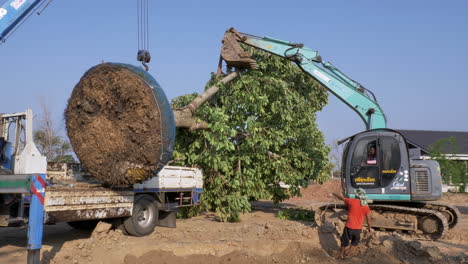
[[0, 0, 45, 42], [221, 28, 387, 130]]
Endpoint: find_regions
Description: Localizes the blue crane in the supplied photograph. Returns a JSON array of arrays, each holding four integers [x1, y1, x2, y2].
[[0, 0, 51, 42]]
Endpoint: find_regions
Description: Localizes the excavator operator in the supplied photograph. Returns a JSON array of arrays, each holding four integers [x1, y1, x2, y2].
[[367, 145, 377, 165]]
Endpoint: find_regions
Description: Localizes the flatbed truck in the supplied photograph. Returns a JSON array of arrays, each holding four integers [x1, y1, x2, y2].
[[0, 109, 203, 263]]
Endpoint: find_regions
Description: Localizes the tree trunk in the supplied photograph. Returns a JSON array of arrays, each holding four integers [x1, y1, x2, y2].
[[173, 72, 239, 131]]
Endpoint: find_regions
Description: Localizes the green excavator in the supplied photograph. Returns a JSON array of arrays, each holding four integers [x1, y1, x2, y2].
[[220, 28, 459, 240]]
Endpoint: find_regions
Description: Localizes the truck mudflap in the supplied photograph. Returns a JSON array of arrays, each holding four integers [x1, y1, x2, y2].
[[44, 188, 134, 223], [157, 210, 176, 228]]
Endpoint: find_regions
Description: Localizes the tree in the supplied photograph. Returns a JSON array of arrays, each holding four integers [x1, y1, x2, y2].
[[34, 100, 76, 163], [429, 137, 468, 191], [316, 162, 334, 183], [172, 49, 329, 222]]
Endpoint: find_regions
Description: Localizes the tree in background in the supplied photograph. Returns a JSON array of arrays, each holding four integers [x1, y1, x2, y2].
[[429, 137, 468, 192], [172, 49, 329, 222], [34, 100, 75, 163], [316, 162, 334, 184]]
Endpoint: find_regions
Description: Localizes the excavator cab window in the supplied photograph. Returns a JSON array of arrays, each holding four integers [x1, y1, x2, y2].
[[349, 135, 402, 189], [341, 142, 351, 184], [380, 137, 401, 186], [350, 137, 380, 188]]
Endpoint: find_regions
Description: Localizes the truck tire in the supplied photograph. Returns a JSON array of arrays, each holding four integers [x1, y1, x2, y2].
[[124, 194, 160, 236], [112, 218, 129, 235], [67, 220, 99, 230]]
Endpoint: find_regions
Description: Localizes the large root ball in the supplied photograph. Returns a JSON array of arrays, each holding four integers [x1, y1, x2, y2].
[[66, 63, 175, 185]]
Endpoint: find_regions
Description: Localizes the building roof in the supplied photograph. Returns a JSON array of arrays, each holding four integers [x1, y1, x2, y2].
[[397, 130, 468, 155]]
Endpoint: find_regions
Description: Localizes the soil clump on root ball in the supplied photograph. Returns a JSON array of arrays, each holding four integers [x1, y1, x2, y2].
[[66, 63, 165, 185]]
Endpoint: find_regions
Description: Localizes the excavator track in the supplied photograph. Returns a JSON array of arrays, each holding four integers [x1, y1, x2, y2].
[[413, 202, 461, 229], [315, 203, 449, 240], [374, 201, 461, 229]]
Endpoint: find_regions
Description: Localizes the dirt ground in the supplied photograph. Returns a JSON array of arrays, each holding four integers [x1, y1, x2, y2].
[[0, 181, 467, 264]]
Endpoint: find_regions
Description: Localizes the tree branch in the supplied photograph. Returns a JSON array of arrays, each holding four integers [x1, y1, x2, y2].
[[173, 72, 239, 131]]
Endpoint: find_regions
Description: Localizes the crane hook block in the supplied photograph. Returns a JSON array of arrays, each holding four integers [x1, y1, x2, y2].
[[137, 50, 151, 71]]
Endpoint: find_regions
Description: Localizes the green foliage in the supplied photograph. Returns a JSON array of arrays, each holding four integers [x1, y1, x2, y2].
[[177, 206, 202, 219], [277, 207, 314, 222], [316, 162, 334, 184], [53, 154, 76, 163], [172, 49, 329, 222], [429, 137, 468, 189]]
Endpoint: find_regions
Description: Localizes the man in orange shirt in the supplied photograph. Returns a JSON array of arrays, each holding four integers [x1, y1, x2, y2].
[[333, 188, 372, 259]]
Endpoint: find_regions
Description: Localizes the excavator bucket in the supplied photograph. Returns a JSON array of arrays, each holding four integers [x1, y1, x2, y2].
[[221, 28, 258, 69]]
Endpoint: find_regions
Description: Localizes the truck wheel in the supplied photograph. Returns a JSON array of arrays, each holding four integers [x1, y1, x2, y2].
[[112, 218, 129, 235], [67, 220, 99, 230], [124, 194, 159, 236]]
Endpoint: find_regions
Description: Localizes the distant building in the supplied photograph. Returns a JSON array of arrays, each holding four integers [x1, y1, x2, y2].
[[398, 130, 468, 160], [398, 130, 468, 192]]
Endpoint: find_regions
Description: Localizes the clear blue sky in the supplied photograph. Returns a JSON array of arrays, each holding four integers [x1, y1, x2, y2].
[[1, 0, 467, 147]]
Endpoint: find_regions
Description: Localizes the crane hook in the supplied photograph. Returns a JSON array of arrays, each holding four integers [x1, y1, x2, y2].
[[137, 50, 151, 71]]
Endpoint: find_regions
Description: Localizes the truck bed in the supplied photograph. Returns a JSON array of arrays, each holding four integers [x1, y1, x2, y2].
[[45, 186, 134, 223], [44, 166, 202, 223]]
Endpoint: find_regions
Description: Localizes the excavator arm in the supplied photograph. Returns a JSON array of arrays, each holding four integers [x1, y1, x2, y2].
[[221, 28, 387, 130]]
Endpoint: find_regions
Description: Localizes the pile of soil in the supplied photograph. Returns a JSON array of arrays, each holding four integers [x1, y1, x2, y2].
[[289, 180, 342, 203], [66, 64, 164, 185]]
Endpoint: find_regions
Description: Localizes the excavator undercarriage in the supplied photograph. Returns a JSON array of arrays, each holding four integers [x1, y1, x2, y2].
[[315, 202, 460, 240]]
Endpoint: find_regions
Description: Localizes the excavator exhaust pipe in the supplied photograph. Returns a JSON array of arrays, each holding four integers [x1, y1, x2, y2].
[[221, 28, 258, 69]]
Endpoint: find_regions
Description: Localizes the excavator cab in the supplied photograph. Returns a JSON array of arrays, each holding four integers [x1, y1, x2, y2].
[[341, 129, 442, 202]]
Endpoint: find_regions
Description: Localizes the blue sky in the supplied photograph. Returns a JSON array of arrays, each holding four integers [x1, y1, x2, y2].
[[1, 0, 467, 147]]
